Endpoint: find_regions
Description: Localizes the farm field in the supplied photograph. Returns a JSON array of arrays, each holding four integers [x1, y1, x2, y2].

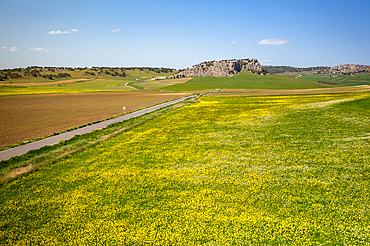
[[1, 92, 369, 244], [0, 68, 177, 95], [36, 79, 137, 91], [0, 85, 134, 96], [0, 78, 193, 96], [213, 85, 370, 96], [162, 72, 333, 91], [0, 78, 92, 87], [132, 77, 192, 90], [0, 91, 191, 148], [287, 73, 370, 86]]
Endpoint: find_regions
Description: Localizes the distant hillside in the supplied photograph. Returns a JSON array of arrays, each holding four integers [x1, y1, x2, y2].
[[264, 64, 370, 75], [170, 59, 263, 78], [162, 71, 331, 91], [263, 66, 330, 75], [0, 66, 177, 82], [331, 64, 370, 74]]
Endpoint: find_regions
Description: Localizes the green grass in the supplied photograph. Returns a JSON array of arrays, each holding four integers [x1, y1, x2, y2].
[[1, 92, 369, 244], [0, 86, 110, 96], [161, 72, 332, 91], [37, 80, 135, 91], [130, 78, 192, 90], [291, 73, 370, 86]]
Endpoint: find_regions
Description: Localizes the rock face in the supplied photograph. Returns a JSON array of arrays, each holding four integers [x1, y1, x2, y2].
[[331, 64, 370, 74], [169, 59, 262, 78]]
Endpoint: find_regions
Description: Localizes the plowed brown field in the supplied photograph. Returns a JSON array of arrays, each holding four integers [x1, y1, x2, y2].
[[0, 91, 190, 148]]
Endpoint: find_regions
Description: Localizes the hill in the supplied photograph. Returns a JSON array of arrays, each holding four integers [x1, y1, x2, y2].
[[264, 64, 370, 75], [170, 59, 263, 78], [262, 66, 331, 75], [0, 66, 177, 84], [161, 72, 331, 91], [331, 64, 370, 74]]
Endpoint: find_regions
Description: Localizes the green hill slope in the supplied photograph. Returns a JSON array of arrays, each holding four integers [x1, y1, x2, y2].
[[288, 73, 370, 86], [160, 72, 333, 91]]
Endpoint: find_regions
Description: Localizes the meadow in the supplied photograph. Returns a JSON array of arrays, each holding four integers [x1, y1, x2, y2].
[[213, 85, 370, 96], [0, 91, 190, 148], [287, 73, 370, 86], [162, 72, 332, 91], [1, 91, 369, 244], [132, 78, 192, 90]]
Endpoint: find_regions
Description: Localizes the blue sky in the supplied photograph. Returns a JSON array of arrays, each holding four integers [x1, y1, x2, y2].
[[1, 0, 369, 69]]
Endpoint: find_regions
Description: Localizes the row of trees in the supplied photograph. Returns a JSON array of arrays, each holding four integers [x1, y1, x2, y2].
[[43, 73, 71, 79], [0, 66, 177, 82], [0, 71, 71, 81], [0, 72, 22, 81], [1, 66, 177, 74], [85, 71, 126, 77]]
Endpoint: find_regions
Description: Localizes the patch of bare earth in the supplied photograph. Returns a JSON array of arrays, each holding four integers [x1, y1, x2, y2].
[[1, 163, 39, 181]]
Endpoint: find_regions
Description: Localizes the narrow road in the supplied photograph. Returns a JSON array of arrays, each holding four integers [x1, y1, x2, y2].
[[0, 94, 202, 162]]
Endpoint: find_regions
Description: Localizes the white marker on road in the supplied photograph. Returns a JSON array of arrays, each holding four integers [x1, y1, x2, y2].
[[122, 106, 126, 114]]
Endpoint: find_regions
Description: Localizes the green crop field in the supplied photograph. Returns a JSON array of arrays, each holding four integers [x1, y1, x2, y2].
[[290, 73, 370, 86], [1, 91, 369, 244], [131, 78, 192, 90], [35, 79, 136, 91], [161, 72, 333, 91]]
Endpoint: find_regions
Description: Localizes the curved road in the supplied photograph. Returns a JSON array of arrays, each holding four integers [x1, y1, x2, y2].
[[0, 93, 205, 162]]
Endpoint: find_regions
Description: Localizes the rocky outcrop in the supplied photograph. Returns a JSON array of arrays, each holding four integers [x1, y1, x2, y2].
[[331, 64, 370, 74], [169, 59, 263, 78]]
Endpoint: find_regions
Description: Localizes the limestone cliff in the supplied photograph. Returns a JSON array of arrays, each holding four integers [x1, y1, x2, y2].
[[169, 59, 263, 78], [331, 64, 370, 74]]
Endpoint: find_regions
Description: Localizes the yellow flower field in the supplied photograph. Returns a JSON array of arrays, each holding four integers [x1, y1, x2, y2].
[[1, 92, 369, 245]]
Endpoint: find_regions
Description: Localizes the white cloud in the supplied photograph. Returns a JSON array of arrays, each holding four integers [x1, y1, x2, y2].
[[48, 30, 70, 34], [232, 41, 236, 44], [71, 29, 78, 32], [1, 47, 20, 51], [257, 38, 292, 45], [111, 29, 120, 33], [29, 47, 50, 52]]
